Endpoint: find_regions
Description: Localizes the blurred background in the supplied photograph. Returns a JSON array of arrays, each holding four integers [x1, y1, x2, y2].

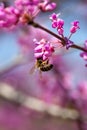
[[0, 0, 87, 130]]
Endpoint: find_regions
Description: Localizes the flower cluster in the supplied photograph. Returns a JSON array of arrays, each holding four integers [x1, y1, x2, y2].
[[33, 38, 55, 60], [15, 0, 56, 12], [66, 21, 80, 49], [70, 20, 80, 34], [0, 0, 56, 28], [50, 13, 80, 37], [49, 13, 80, 49], [0, 4, 19, 28], [80, 40, 87, 66], [49, 13, 64, 35], [38, 0, 56, 12]]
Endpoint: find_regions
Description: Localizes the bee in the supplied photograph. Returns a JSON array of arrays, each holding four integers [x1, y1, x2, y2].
[[30, 58, 53, 74], [37, 58, 53, 72]]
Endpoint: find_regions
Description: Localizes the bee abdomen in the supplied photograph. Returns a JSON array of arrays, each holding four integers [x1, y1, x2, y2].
[[40, 64, 53, 71]]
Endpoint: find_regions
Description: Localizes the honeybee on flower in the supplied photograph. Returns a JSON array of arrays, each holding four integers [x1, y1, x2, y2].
[[30, 38, 55, 74]]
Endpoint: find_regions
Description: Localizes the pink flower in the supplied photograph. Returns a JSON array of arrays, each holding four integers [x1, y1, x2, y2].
[[52, 21, 57, 28], [84, 40, 87, 49], [0, 0, 56, 27], [0, 5, 20, 28], [80, 40, 87, 66], [50, 13, 64, 35], [80, 52, 87, 61], [33, 39, 55, 60], [14, 0, 56, 24], [57, 19, 64, 28], [38, 0, 56, 12], [80, 40, 87, 61], [49, 13, 59, 21], [70, 20, 80, 34], [57, 28, 64, 35]]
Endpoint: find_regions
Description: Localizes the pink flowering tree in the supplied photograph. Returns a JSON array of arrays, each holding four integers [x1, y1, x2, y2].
[[0, 0, 87, 130]]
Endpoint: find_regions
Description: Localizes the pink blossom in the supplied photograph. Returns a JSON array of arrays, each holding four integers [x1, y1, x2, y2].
[[70, 26, 77, 33], [49, 13, 60, 21], [70, 20, 80, 33], [34, 44, 43, 52], [50, 13, 64, 35], [57, 28, 64, 35], [50, 13, 80, 37], [80, 52, 87, 60], [57, 19, 64, 28], [71, 20, 79, 27], [14, 0, 56, 24], [52, 21, 57, 28], [15, 0, 30, 6], [0, 5, 19, 28], [34, 52, 43, 58], [34, 39, 55, 60], [84, 40, 87, 49], [0, 0, 56, 26], [38, 0, 56, 12], [80, 40, 87, 66]]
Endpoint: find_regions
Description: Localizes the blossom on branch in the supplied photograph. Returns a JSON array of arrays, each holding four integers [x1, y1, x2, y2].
[[38, 0, 56, 12], [0, 0, 56, 28], [34, 38, 55, 60], [50, 13, 64, 36], [70, 20, 80, 34], [80, 40, 87, 66], [0, 4, 19, 28]]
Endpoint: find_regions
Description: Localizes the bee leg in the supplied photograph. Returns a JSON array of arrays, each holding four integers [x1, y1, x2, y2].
[[46, 60, 49, 64], [44, 59, 49, 64], [39, 70, 43, 79]]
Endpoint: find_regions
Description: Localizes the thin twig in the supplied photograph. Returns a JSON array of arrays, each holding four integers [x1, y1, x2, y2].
[[29, 21, 87, 53]]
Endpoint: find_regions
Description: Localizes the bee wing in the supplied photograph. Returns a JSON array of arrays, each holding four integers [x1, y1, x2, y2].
[[29, 65, 36, 74]]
